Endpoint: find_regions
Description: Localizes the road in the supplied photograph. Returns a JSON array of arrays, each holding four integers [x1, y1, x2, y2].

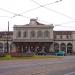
[[0, 56, 75, 75]]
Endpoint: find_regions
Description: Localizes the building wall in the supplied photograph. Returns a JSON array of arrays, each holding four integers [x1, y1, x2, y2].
[[0, 31, 75, 54], [13, 19, 54, 42], [72, 32, 75, 53], [0, 19, 75, 55], [0, 32, 13, 53]]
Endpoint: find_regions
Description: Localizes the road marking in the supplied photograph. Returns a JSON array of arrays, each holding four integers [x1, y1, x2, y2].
[[64, 72, 75, 75]]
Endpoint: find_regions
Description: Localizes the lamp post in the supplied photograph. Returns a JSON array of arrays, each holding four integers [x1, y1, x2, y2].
[[7, 21, 9, 54]]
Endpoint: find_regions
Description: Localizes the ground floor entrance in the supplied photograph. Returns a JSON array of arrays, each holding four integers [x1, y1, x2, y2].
[[13, 42, 53, 55], [54, 43, 73, 54]]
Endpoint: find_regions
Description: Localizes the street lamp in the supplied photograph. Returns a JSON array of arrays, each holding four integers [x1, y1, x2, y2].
[[6, 21, 9, 54]]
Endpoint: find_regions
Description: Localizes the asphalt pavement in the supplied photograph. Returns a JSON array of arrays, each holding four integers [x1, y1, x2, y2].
[[0, 56, 75, 75]]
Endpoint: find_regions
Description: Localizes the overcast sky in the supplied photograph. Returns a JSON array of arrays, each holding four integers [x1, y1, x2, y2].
[[0, 0, 75, 31]]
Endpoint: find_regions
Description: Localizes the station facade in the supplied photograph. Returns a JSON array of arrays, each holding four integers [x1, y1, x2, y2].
[[0, 19, 75, 55]]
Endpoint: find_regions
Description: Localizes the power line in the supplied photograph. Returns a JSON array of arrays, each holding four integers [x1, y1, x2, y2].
[[20, 0, 61, 15], [0, 8, 17, 15], [30, 0, 75, 21], [58, 20, 75, 25], [44, 7, 75, 20], [0, 1, 59, 18], [30, 0, 61, 7], [0, 16, 11, 18], [0, 0, 75, 26], [55, 20, 75, 28], [0, 8, 28, 19], [55, 25, 75, 28], [0, 0, 62, 16], [0, 0, 64, 23], [0, 8, 21, 19]]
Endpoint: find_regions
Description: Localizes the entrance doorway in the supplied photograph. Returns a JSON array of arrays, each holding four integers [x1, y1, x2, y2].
[[54, 43, 59, 52], [67, 43, 72, 54], [60, 43, 66, 52]]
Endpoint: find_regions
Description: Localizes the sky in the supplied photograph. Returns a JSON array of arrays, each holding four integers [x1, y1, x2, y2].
[[0, 0, 75, 31]]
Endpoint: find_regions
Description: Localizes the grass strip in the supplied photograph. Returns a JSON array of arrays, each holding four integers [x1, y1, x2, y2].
[[0, 55, 63, 60]]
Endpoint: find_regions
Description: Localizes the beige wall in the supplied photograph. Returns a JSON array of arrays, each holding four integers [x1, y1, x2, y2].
[[13, 25, 54, 42], [72, 32, 75, 52]]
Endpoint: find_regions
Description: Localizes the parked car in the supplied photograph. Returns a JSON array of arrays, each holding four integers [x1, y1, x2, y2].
[[37, 52, 47, 55], [56, 51, 65, 56]]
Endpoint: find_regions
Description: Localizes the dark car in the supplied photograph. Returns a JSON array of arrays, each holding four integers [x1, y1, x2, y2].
[[37, 52, 47, 55]]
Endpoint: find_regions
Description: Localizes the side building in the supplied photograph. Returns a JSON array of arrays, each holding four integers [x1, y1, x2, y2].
[[0, 31, 13, 53], [54, 31, 73, 54]]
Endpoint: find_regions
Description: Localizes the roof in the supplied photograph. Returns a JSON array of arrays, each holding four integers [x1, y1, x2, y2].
[[54, 31, 72, 35], [0, 31, 13, 36]]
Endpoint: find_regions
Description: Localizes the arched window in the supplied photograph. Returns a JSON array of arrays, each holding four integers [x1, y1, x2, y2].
[[0, 43, 3, 52], [31, 31, 35, 38], [44, 30, 49, 38], [23, 31, 28, 37], [17, 31, 21, 37], [37, 31, 43, 38], [67, 43, 72, 53], [54, 43, 59, 52], [60, 43, 66, 52]]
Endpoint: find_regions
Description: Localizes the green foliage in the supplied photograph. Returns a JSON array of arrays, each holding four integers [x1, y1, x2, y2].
[[0, 55, 12, 60], [0, 55, 63, 60]]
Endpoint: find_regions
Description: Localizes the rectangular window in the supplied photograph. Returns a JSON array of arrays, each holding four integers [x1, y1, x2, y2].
[[31, 31, 35, 38], [17, 31, 21, 38], [54, 35, 56, 39], [66, 35, 71, 39], [37, 31, 43, 38], [60, 35, 62, 39], [23, 31, 27, 37], [66, 35, 69, 39]]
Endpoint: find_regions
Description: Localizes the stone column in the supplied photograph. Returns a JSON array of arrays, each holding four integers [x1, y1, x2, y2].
[[42, 46, 45, 53], [48, 45, 50, 53], [35, 46, 39, 55], [50, 43, 54, 52], [3, 42, 5, 53], [66, 44, 67, 54], [21, 45, 23, 53], [59, 44, 60, 52], [27, 45, 31, 53], [11, 44, 16, 53], [8, 43, 10, 54]]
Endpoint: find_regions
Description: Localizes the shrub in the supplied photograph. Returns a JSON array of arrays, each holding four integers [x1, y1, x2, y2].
[[10, 52, 34, 57], [0, 52, 6, 57]]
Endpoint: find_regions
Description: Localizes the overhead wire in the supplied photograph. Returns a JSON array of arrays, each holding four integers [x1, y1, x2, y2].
[[0, 0, 64, 23], [0, 16, 11, 18], [57, 20, 75, 25], [30, 0, 75, 21], [0, 1, 59, 18], [55, 25, 75, 28], [0, 0, 75, 27], [0, 0, 74, 22], [18, 0, 63, 24], [0, 8, 30, 20], [20, 0, 61, 15], [30, 0, 75, 28], [0, 8, 17, 15], [54, 20, 75, 28]]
